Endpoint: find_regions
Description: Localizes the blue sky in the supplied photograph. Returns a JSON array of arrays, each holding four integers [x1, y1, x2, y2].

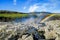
[[0, 0, 60, 13]]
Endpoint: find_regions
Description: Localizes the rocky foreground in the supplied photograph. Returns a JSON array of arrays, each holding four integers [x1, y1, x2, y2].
[[0, 20, 60, 40]]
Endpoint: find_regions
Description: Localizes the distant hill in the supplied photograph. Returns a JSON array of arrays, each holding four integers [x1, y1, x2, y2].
[[30, 12, 51, 14], [0, 10, 27, 14]]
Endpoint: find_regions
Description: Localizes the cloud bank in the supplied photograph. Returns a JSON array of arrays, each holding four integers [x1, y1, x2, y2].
[[24, 0, 60, 13]]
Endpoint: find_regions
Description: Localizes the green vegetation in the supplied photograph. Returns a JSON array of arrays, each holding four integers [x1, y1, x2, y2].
[[0, 13, 29, 18], [53, 14, 60, 19], [0, 10, 30, 22], [0, 10, 29, 18], [54, 14, 60, 17]]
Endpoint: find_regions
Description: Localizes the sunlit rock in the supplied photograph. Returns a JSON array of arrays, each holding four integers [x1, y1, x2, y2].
[[22, 34, 33, 40]]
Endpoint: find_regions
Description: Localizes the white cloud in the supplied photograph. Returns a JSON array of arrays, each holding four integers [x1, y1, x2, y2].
[[26, 0, 60, 13], [23, 0, 33, 10], [23, 7, 26, 9], [38, 3, 57, 12], [28, 4, 39, 12], [28, 2, 58, 12], [52, 10, 60, 13], [13, 0, 16, 5]]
